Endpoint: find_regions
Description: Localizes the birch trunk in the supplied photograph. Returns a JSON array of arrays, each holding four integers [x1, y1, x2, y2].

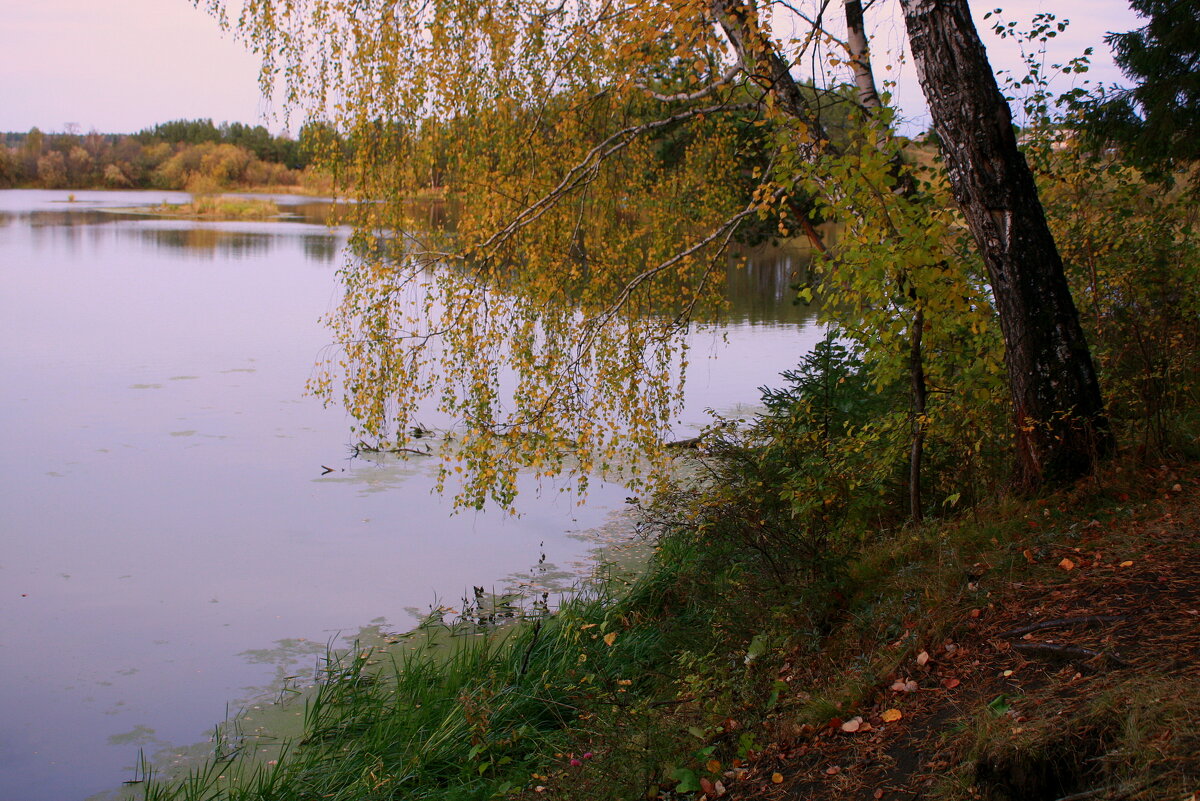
[[899, 0, 1113, 485]]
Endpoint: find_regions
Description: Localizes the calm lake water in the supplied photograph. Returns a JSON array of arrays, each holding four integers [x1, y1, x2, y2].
[[0, 189, 822, 801]]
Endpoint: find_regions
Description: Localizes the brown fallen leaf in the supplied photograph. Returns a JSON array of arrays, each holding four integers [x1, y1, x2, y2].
[[841, 717, 862, 733], [1119, 560, 1134, 567], [603, 631, 617, 646], [772, 772, 785, 783], [1059, 557, 1076, 571], [941, 677, 961, 689], [825, 766, 841, 776], [916, 650, 930, 666]]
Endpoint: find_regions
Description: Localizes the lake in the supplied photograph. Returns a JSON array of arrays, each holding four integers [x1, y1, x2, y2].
[[0, 189, 822, 801]]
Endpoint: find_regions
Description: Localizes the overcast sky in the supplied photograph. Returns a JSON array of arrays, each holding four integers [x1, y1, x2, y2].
[[0, 0, 1143, 136]]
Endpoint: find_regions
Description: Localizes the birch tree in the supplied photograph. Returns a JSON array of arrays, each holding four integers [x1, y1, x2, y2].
[[202, 0, 1109, 507]]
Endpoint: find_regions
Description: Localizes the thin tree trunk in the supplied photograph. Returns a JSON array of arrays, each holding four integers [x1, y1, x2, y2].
[[710, 0, 834, 159], [844, 0, 882, 109], [899, 0, 1113, 486], [845, 0, 927, 519], [909, 305, 927, 521]]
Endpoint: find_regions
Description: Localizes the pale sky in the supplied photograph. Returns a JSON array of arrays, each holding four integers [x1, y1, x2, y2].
[[0, 0, 1143, 136]]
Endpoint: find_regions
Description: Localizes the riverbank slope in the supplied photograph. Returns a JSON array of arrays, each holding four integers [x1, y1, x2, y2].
[[133, 451, 1199, 801]]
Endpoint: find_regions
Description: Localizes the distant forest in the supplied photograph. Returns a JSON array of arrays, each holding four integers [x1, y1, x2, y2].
[[0, 119, 324, 192]]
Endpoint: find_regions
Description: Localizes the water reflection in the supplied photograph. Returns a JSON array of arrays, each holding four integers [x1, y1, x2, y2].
[[302, 233, 340, 263], [724, 244, 817, 325], [133, 226, 278, 258], [0, 189, 824, 801]]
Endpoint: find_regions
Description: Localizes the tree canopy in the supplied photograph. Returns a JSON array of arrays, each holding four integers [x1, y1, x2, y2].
[[203, 0, 1108, 509], [1082, 0, 1200, 169]]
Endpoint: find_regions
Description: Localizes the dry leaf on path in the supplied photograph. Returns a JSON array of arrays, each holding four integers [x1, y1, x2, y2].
[[1059, 557, 1076, 571], [881, 708, 903, 723]]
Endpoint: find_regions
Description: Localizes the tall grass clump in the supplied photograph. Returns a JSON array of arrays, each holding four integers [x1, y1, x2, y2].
[[133, 581, 694, 801]]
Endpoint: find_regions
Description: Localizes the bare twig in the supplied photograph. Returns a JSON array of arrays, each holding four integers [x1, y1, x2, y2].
[[998, 615, 1129, 639], [1012, 642, 1131, 669]]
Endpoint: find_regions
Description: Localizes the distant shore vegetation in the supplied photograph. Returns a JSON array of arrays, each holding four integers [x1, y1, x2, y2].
[[0, 119, 331, 193]]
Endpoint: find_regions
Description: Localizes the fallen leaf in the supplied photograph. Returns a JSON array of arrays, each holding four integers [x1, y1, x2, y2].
[[970, 609, 981, 619], [714, 780, 726, 796], [875, 790, 885, 799], [1002, 669, 1014, 677], [941, 677, 961, 689], [841, 717, 862, 733], [706, 760, 721, 774], [825, 766, 841, 775], [772, 772, 784, 784], [916, 650, 930, 666], [603, 631, 617, 646], [1059, 557, 1076, 571], [881, 708, 903, 723], [1119, 560, 1134, 567], [700, 778, 715, 795], [1023, 548, 1037, 564], [890, 680, 908, 692], [904, 680, 919, 692]]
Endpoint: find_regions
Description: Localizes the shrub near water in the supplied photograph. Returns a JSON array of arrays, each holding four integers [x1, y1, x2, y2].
[[662, 334, 908, 593]]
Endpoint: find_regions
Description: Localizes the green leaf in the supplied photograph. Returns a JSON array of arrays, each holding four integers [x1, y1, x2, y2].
[[744, 633, 770, 665], [672, 768, 701, 794]]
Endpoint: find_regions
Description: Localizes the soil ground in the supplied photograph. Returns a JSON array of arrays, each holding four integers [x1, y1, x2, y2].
[[725, 465, 1200, 801]]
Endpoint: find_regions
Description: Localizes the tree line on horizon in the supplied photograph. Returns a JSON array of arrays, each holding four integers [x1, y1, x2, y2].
[[0, 119, 329, 192]]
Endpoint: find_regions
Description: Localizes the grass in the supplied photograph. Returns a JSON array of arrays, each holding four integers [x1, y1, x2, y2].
[[146, 195, 281, 221], [131, 581, 692, 801]]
